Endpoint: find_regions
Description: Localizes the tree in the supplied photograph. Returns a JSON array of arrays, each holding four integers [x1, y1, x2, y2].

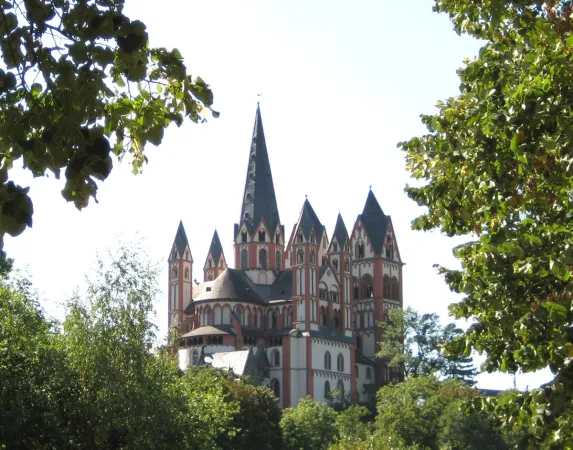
[[280, 396, 339, 450], [374, 376, 508, 450], [0, 0, 217, 248], [400, 0, 573, 445], [377, 307, 477, 383]]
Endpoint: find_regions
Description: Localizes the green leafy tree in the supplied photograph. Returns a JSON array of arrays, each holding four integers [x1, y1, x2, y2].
[[400, 0, 573, 445], [280, 396, 339, 450], [332, 404, 374, 449], [377, 307, 477, 383], [0, 0, 216, 248], [375, 376, 508, 450]]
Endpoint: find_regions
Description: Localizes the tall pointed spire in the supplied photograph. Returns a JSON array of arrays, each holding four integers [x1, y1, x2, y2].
[[294, 199, 325, 242], [169, 220, 191, 260], [332, 213, 349, 249], [206, 230, 224, 266], [239, 104, 280, 233], [360, 190, 389, 256]]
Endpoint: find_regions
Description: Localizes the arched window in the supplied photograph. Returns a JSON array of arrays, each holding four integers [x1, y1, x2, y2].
[[337, 380, 345, 402], [297, 249, 304, 264], [345, 258, 350, 271], [208, 258, 212, 268], [355, 365, 359, 377], [366, 367, 372, 381], [297, 230, 303, 243], [275, 233, 280, 244], [310, 230, 316, 243], [385, 236, 394, 259], [222, 305, 231, 324], [233, 305, 243, 323], [334, 309, 340, 329], [259, 248, 267, 268], [276, 250, 281, 270], [184, 267, 189, 279], [331, 287, 339, 303], [324, 351, 332, 370], [383, 275, 390, 298], [360, 312, 364, 329], [391, 277, 399, 300], [332, 241, 338, 252], [355, 242, 365, 258], [203, 306, 211, 326], [332, 258, 338, 271], [192, 350, 199, 366], [368, 311, 374, 328], [271, 378, 280, 399], [259, 230, 266, 242], [172, 266, 178, 279], [271, 349, 280, 366], [354, 280, 360, 300], [362, 277, 373, 298], [244, 307, 250, 326], [272, 310, 278, 328], [324, 381, 331, 398], [241, 248, 248, 269], [356, 335, 362, 352], [213, 305, 222, 325], [321, 307, 328, 327], [337, 353, 344, 372], [241, 231, 247, 243], [310, 250, 316, 264]]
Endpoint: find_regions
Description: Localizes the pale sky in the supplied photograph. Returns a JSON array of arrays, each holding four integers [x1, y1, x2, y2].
[[4, 0, 552, 390]]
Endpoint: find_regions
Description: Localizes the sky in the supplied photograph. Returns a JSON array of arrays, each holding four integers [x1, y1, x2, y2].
[[4, 0, 552, 390]]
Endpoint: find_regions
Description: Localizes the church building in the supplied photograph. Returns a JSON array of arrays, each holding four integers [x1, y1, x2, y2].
[[168, 105, 404, 407]]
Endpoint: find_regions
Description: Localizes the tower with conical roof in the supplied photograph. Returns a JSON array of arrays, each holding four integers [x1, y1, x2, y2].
[[351, 189, 403, 387], [204, 230, 227, 281], [234, 104, 284, 286], [168, 221, 193, 331]]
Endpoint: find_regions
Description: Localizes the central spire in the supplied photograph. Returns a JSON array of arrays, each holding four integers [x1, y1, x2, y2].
[[239, 104, 280, 233]]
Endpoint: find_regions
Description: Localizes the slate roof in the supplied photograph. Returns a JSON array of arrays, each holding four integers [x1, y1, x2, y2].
[[239, 104, 281, 234], [332, 213, 349, 249], [206, 230, 224, 266], [169, 220, 190, 260], [182, 325, 235, 337], [355, 351, 376, 366], [269, 270, 292, 300], [254, 346, 271, 369], [192, 268, 266, 304], [359, 190, 389, 256], [208, 349, 251, 376], [294, 199, 326, 242]]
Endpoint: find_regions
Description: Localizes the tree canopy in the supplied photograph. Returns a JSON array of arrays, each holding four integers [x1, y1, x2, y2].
[[400, 0, 573, 446], [377, 307, 477, 384], [0, 0, 216, 248]]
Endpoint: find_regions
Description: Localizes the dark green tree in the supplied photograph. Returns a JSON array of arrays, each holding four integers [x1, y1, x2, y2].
[[374, 376, 508, 450], [441, 323, 478, 385], [0, 0, 216, 248], [280, 396, 339, 450], [377, 307, 478, 383], [400, 0, 573, 445]]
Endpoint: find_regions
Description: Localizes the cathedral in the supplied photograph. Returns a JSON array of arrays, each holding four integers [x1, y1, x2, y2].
[[168, 105, 404, 408]]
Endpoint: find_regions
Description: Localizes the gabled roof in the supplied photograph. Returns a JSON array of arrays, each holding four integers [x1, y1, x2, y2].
[[169, 220, 190, 260], [294, 199, 326, 242], [355, 351, 376, 366], [239, 104, 281, 234], [332, 213, 349, 249], [192, 268, 266, 304], [205, 230, 224, 266], [182, 325, 234, 337], [359, 190, 389, 256]]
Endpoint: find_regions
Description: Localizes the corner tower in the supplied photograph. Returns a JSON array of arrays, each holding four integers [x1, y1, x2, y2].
[[204, 230, 227, 281], [168, 221, 193, 332], [234, 104, 284, 285]]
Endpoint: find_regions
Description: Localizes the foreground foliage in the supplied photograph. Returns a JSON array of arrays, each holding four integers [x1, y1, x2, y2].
[[0, 0, 216, 247], [401, 0, 573, 445]]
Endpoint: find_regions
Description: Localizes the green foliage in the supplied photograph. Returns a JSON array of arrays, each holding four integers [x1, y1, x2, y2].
[[0, 244, 237, 449], [281, 396, 339, 450], [334, 405, 374, 449], [375, 376, 508, 450], [377, 307, 477, 383], [400, 0, 573, 445], [0, 0, 217, 247]]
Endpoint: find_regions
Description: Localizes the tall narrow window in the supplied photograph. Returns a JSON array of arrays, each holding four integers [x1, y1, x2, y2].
[[259, 248, 267, 268], [276, 250, 281, 270], [241, 248, 248, 269], [172, 266, 178, 279], [332, 241, 338, 252], [324, 381, 331, 398], [241, 231, 247, 243], [297, 230, 303, 243], [332, 258, 338, 270], [259, 230, 266, 242], [324, 351, 332, 370], [275, 233, 280, 244], [297, 249, 304, 264], [337, 353, 344, 372], [184, 267, 190, 279], [310, 250, 316, 264]]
